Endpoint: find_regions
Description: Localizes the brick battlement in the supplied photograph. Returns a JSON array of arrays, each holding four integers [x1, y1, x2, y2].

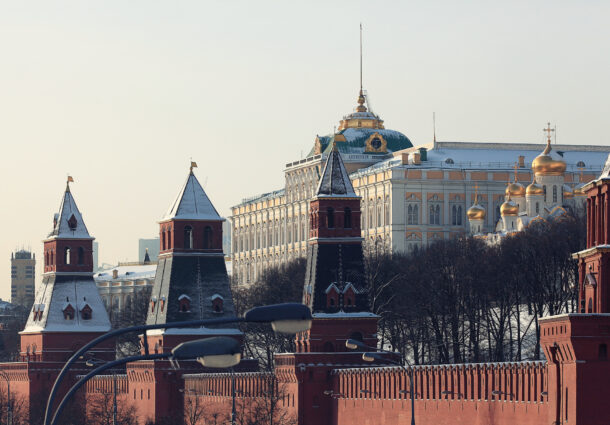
[[333, 361, 548, 403], [83, 374, 129, 394]]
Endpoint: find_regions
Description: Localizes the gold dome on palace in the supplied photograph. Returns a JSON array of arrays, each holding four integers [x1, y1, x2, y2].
[[500, 199, 519, 216], [505, 182, 526, 197], [467, 204, 486, 220], [563, 184, 574, 199], [532, 141, 566, 176], [526, 181, 544, 196]]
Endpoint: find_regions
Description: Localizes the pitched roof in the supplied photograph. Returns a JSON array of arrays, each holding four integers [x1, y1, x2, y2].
[[163, 171, 222, 221], [47, 184, 92, 239], [315, 148, 357, 198], [22, 274, 111, 333]]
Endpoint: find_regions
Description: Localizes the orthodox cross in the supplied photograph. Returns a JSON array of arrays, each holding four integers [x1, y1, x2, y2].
[[543, 122, 555, 143]]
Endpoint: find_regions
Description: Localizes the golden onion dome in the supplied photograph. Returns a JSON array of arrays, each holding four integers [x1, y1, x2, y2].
[[563, 184, 574, 199], [505, 182, 526, 197], [526, 181, 544, 196], [532, 141, 566, 176], [467, 204, 486, 221], [500, 199, 519, 216]]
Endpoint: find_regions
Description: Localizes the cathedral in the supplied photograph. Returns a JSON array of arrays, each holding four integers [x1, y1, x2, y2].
[[468, 124, 587, 239]]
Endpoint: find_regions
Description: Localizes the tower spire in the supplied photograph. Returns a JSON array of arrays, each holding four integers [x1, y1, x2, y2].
[[356, 23, 367, 113], [359, 22, 363, 92]]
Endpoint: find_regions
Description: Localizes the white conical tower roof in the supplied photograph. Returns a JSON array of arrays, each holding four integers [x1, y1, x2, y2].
[[315, 145, 357, 198], [47, 183, 92, 240], [163, 170, 222, 221]]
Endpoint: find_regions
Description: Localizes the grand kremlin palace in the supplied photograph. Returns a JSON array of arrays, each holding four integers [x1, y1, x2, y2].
[[230, 90, 610, 284]]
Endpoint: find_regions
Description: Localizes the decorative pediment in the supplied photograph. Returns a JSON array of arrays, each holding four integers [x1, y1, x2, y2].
[[364, 132, 387, 153]]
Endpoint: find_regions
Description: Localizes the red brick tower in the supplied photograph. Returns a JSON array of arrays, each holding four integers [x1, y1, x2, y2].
[[20, 179, 112, 362], [298, 144, 378, 353], [540, 158, 610, 425], [275, 145, 379, 425], [130, 165, 245, 424], [144, 164, 241, 353]]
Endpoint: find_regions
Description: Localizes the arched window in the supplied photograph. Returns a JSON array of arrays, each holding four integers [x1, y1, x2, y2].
[[167, 229, 172, 249], [451, 205, 457, 225], [77, 247, 85, 265], [327, 207, 335, 228], [203, 226, 213, 249], [553, 186, 558, 203], [344, 207, 352, 228], [64, 247, 71, 265], [536, 202, 540, 214], [457, 206, 463, 225], [45, 251, 49, 267], [184, 226, 193, 249], [588, 298, 593, 313], [162, 230, 166, 251], [543, 186, 547, 202]]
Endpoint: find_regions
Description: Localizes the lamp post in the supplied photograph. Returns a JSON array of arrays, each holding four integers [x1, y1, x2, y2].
[[44, 302, 312, 425], [0, 370, 11, 425], [85, 359, 118, 425], [346, 339, 416, 425]]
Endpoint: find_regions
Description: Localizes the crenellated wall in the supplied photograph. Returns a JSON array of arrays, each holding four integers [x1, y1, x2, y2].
[[332, 361, 549, 425]]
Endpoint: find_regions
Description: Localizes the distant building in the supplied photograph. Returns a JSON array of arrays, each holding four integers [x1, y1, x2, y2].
[[10, 250, 35, 309], [95, 262, 156, 314], [93, 241, 99, 272], [138, 238, 159, 263], [222, 219, 231, 255]]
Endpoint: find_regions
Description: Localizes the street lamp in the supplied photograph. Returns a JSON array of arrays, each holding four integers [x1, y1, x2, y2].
[[44, 302, 312, 425], [0, 370, 12, 425], [346, 339, 416, 425]]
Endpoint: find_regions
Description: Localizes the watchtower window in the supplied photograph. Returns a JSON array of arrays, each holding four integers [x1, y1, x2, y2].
[[64, 247, 71, 265], [327, 208, 335, 229], [67, 214, 78, 231], [77, 247, 85, 265], [344, 207, 352, 228], [203, 226, 213, 249], [63, 303, 75, 320], [179, 294, 191, 312], [80, 304, 92, 320], [184, 226, 193, 249], [212, 295, 224, 313]]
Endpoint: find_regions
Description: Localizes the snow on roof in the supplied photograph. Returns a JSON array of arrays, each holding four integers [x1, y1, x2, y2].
[[146, 327, 243, 336], [47, 186, 92, 239], [313, 311, 379, 319], [316, 149, 357, 198], [211, 294, 224, 300], [351, 142, 610, 178], [22, 275, 111, 334], [95, 264, 157, 281], [163, 171, 222, 221], [178, 294, 192, 301]]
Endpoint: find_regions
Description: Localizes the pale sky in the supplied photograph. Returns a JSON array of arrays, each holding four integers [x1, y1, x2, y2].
[[1, 0, 609, 301]]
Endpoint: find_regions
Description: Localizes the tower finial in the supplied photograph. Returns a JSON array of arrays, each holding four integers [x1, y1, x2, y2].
[[359, 22, 363, 92], [190, 160, 198, 174], [66, 175, 74, 192], [356, 23, 367, 113], [543, 122, 555, 144]]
